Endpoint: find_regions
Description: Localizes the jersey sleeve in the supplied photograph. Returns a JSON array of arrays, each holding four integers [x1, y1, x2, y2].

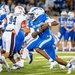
[[1, 14, 6, 20], [44, 14, 56, 26]]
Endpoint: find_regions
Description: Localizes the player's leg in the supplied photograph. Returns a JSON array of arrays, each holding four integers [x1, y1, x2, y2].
[[11, 29, 25, 69], [20, 30, 35, 64], [70, 31, 75, 51], [70, 40, 75, 51], [35, 37, 57, 69], [1, 31, 15, 71], [44, 46, 75, 74], [0, 29, 3, 72], [20, 36, 41, 67], [63, 32, 69, 51], [56, 31, 63, 51], [36, 37, 75, 74], [69, 57, 75, 64], [9, 53, 22, 70], [0, 53, 11, 72], [69, 33, 75, 64]]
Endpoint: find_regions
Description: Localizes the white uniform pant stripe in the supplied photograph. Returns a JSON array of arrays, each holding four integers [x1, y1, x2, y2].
[[39, 36, 52, 48], [26, 36, 39, 48]]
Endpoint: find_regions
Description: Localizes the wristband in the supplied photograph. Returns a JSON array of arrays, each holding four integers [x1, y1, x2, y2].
[[66, 28, 68, 31], [37, 29, 41, 33]]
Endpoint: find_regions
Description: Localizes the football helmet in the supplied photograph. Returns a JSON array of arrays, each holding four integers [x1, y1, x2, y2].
[[28, 7, 45, 20], [0, 7, 5, 15], [61, 11, 67, 18], [68, 11, 74, 18], [1, 5, 10, 14], [61, 11, 67, 16], [14, 6, 25, 15]]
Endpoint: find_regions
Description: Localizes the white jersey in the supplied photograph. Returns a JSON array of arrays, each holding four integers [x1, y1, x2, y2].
[[6, 13, 26, 35]]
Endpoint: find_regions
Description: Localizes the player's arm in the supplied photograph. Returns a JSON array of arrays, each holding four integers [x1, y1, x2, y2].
[[68, 19, 75, 32], [32, 23, 49, 38], [51, 20, 59, 26], [39, 23, 49, 31], [4, 17, 7, 23], [69, 23, 75, 31], [45, 17, 59, 26], [64, 22, 68, 30], [32, 31, 39, 38], [21, 20, 30, 33]]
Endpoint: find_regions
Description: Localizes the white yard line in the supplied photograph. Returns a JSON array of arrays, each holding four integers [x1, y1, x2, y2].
[[56, 52, 75, 53], [36, 56, 75, 59], [25, 70, 68, 75]]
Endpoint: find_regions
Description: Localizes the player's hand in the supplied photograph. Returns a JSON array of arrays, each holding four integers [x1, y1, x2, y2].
[[40, 23, 49, 31], [12, 30, 16, 34], [32, 31, 39, 38], [67, 29, 72, 32]]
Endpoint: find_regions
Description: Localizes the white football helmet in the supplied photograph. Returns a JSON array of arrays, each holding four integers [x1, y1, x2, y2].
[[1, 5, 10, 14], [28, 7, 45, 20], [14, 6, 25, 15], [68, 11, 74, 18], [61, 11, 67, 18], [0, 7, 5, 15], [28, 7, 37, 14], [61, 11, 67, 16]]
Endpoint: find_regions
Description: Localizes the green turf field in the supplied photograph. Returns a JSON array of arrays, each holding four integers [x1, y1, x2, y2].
[[0, 52, 75, 75]]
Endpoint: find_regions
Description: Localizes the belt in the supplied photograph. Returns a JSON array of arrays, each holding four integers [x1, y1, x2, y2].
[[6, 30, 13, 31]]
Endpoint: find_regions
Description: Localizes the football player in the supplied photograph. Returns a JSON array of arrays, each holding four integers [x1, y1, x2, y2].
[[22, 7, 75, 74], [64, 12, 75, 51], [0, 7, 10, 72], [0, 6, 30, 71], [55, 11, 67, 51]]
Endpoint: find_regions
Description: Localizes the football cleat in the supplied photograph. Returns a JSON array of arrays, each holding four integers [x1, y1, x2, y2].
[[0, 64, 2, 72], [50, 61, 57, 69], [67, 65, 75, 74], [15, 61, 24, 68], [0, 56, 11, 72], [59, 64, 65, 69], [63, 49, 66, 52], [0, 68, 2, 72], [11, 64, 21, 70], [69, 57, 75, 65]]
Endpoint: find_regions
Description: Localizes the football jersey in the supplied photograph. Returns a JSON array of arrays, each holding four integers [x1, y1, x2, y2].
[[6, 13, 26, 35], [0, 13, 7, 28], [66, 18, 75, 29], [28, 14, 55, 31], [28, 13, 54, 39], [58, 17, 67, 27]]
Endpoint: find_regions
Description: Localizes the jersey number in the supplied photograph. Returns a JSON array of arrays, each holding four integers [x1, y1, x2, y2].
[[9, 16, 17, 25]]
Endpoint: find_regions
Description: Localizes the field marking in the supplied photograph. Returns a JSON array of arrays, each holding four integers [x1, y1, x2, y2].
[[25, 69, 69, 75], [56, 52, 75, 53], [33, 51, 75, 54], [7, 55, 75, 64], [36, 56, 74, 58]]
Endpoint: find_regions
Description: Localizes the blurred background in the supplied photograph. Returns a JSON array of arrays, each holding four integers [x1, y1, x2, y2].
[[0, 0, 75, 15]]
